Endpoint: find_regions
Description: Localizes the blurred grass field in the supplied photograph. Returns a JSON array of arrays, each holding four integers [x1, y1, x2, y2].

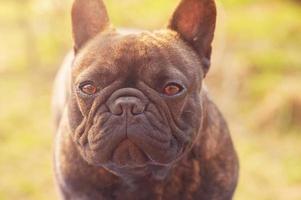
[[0, 0, 301, 199]]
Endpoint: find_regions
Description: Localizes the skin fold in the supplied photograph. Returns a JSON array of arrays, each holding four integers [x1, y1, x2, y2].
[[52, 0, 239, 199]]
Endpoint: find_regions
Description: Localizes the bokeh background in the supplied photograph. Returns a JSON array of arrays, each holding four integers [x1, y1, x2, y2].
[[0, 0, 300, 199]]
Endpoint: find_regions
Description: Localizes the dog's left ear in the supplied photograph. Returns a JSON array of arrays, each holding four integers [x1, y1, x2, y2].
[[169, 0, 216, 75], [72, 0, 111, 53]]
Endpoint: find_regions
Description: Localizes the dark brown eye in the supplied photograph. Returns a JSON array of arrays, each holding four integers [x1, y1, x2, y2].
[[163, 83, 184, 96], [80, 83, 97, 95]]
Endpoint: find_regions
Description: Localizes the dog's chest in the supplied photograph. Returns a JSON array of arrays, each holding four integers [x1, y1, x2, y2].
[[104, 158, 201, 200]]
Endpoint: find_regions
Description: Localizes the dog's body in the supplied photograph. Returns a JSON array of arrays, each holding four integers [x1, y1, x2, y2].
[[53, 0, 239, 199]]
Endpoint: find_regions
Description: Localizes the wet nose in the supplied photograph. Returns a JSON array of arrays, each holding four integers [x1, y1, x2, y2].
[[109, 96, 146, 115]]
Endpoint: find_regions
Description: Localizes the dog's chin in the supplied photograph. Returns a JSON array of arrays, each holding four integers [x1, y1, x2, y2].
[[82, 138, 179, 168], [111, 139, 149, 167], [77, 136, 181, 179], [78, 139, 178, 179]]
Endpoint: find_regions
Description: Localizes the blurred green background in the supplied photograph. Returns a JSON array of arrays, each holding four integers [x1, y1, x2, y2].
[[0, 0, 300, 199]]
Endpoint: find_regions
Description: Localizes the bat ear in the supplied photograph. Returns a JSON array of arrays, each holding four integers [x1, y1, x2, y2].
[[169, 0, 217, 75], [72, 0, 111, 52]]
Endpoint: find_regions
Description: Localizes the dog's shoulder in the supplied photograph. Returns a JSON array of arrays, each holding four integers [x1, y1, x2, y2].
[[189, 89, 239, 197], [198, 88, 234, 158], [52, 51, 73, 130]]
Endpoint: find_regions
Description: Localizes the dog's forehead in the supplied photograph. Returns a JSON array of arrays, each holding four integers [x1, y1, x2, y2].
[[73, 30, 202, 80]]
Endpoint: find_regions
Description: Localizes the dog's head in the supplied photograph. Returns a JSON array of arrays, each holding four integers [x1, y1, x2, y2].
[[68, 0, 216, 177]]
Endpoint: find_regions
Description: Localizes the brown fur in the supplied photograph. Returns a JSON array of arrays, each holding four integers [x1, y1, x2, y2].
[[53, 0, 239, 199]]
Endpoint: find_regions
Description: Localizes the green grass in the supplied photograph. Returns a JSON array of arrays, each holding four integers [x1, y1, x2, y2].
[[0, 73, 55, 200], [0, 0, 301, 199]]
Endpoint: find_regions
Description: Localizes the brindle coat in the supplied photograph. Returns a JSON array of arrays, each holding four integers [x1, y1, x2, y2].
[[53, 0, 239, 199]]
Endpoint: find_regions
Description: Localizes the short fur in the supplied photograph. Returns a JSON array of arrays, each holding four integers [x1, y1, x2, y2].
[[52, 0, 239, 199]]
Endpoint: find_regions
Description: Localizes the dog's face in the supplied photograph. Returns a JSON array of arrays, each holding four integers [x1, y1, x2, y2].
[[68, 0, 216, 177]]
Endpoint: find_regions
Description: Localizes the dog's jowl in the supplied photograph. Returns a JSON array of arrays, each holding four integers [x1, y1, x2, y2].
[[52, 0, 239, 199]]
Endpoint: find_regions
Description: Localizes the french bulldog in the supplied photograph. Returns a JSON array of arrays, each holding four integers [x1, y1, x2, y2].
[[52, 0, 239, 199]]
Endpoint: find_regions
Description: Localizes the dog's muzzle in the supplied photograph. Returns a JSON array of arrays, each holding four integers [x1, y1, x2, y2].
[[76, 87, 180, 170]]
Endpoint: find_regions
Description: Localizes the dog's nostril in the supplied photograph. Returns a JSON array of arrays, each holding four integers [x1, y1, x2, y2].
[[109, 97, 145, 115], [132, 104, 144, 115]]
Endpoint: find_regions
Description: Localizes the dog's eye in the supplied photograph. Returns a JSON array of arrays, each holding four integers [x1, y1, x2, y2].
[[79, 82, 97, 95], [163, 83, 184, 96]]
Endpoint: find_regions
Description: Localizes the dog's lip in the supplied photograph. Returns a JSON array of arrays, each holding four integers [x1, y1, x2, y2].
[[110, 137, 178, 167], [110, 154, 174, 169], [102, 161, 170, 171], [101, 143, 172, 169]]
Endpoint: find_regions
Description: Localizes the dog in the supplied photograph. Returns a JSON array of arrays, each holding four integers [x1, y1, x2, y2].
[[52, 0, 239, 199]]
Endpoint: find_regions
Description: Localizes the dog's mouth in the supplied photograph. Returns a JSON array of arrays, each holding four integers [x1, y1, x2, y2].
[[111, 139, 149, 167], [73, 87, 192, 170], [82, 105, 180, 168]]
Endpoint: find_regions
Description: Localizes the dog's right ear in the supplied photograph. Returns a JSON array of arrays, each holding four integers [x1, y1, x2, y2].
[[72, 0, 110, 53], [169, 0, 216, 76]]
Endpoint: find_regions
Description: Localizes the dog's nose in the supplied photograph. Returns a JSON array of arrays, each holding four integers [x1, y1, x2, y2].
[[109, 96, 146, 115]]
